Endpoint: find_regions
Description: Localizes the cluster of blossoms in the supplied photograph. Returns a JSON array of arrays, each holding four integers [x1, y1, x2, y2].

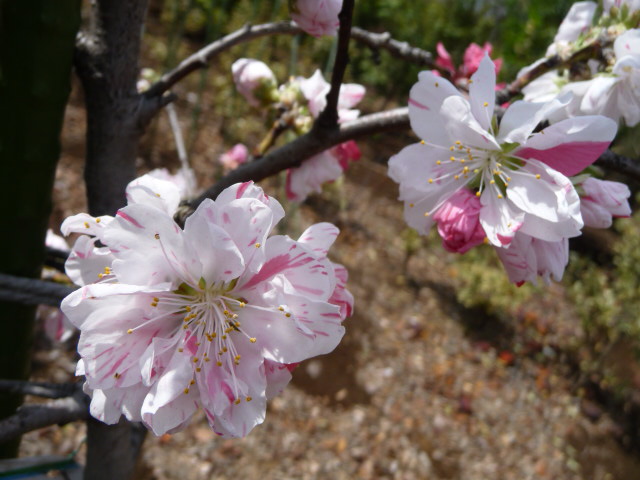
[[231, 58, 365, 202], [522, 0, 640, 126], [389, 54, 631, 285], [60, 174, 352, 437]]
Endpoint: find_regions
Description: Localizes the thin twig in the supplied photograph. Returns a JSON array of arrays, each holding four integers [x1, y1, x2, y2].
[[145, 22, 301, 98], [0, 273, 77, 307], [350, 27, 435, 69], [317, 0, 355, 129], [596, 149, 640, 182], [0, 380, 80, 399], [0, 387, 89, 444]]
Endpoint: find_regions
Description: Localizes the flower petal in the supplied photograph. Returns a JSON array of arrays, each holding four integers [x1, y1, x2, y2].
[[515, 115, 617, 176]]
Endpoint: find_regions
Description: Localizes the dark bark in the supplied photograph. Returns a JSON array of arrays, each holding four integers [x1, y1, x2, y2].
[[73, 1, 151, 478], [74, 0, 151, 216], [0, 0, 81, 457]]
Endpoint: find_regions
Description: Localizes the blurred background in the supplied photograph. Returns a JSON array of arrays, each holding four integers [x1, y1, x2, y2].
[[25, 1, 640, 478]]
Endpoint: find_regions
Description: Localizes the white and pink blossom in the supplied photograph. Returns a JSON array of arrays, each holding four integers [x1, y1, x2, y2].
[[580, 29, 640, 126], [495, 233, 569, 286], [388, 55, 617, 284], [60, 176, 351, 437], [232, 58, 278, 107], [219, 143, 249, 172], [290, 0, 342, 37], [286, 71, 365, 201], [579, 177, 631, 228]]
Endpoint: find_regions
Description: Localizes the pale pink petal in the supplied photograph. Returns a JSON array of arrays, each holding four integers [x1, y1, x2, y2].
[[297, 222, 340, 259], [286, 150, 343, 202], [514, 115, 617, 176], [125, 173, 182, 215], [408, 71, 462, 143], [554, 1, 596, 43], [479, 193, 525, 247], [494, 233, 537, 285]]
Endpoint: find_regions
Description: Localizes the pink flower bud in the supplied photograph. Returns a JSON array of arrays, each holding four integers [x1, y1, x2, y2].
[[580, 177, 631, 228], [231, 58, 277, 107], [291, 0, 342, 37], [219, 144, 249, 172], [433, 189, 486, 254]]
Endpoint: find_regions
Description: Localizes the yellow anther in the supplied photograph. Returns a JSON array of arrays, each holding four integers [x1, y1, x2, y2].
[[474, 169, 480, 173], [435, 82, 439, 87], [454, 175, 459, 180], [278, 306, 284, 311], [460, 159, 465, 164], [235, 355, 241, 361], [184, 388, 189, 394], [222, 335, 227, 340], [535, 174, 541, 179], [476, 191, 481, 197], [504, 182, 509, 187], [216, 361, 223, 366], [424, 212, 430, 217], [285, 312, 291, 318], [196, 367, 201, 372], [483, 237, 489, 244], [114, 373, 121, 379], [450, 156, 455, 162], [178, 348, 183, 352], [195, 342, 201, 346], [463, 167, 469, 173], [450, 146, 455, 151], [190, 379, 196, 385], [185, 306, 191, 312], [155, 193, 161, 198], [222, 347, 228, 353], [497, 194, 503, 199], [96, 218, 101, 223], [154, 233, 160, 239], [468, 79, 473, 84], [211, 332, 217, 338], [250, 337, 257, 343], [204, 358, 210, 362], [98, 273, 104, 279], [483, 102, 489, 107], [455, 141, 461, 145], [239, 302, 245, 308], [507, 177, 511, 181], [436, 160, 441, 165], [235, 398, 241, 405], [409, 203, 414, 208], [420, 140, 425, 144], [428, 178, 433, 184], [193, 357, 199, 363], [151, 302, 158, 307], [254, 243, 261, 248], [246, 396, 252, 402], [84, 222, 90, 229], [127, 329, 133, 334], [183, 324, 188, 329], [490, 180, 495, 184]]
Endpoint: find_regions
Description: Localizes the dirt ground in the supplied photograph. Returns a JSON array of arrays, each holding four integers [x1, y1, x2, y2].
[[17, 75, 640, 480]]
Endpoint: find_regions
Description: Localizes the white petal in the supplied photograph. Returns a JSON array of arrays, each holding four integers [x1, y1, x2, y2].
[[468, 54, 497, 132]]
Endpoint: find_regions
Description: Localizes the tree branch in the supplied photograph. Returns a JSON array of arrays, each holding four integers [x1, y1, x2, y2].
[[145, 22, 301, 98], [596, 149, 640, 182], [0, 387, 89, 444], [186, 106, 409, 213], [350, 27, 435, 69], [317, 0, 355, 129], [0, 380, 79, 400], [0, 273, 77, 307], [496, 36, 610, 104]]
